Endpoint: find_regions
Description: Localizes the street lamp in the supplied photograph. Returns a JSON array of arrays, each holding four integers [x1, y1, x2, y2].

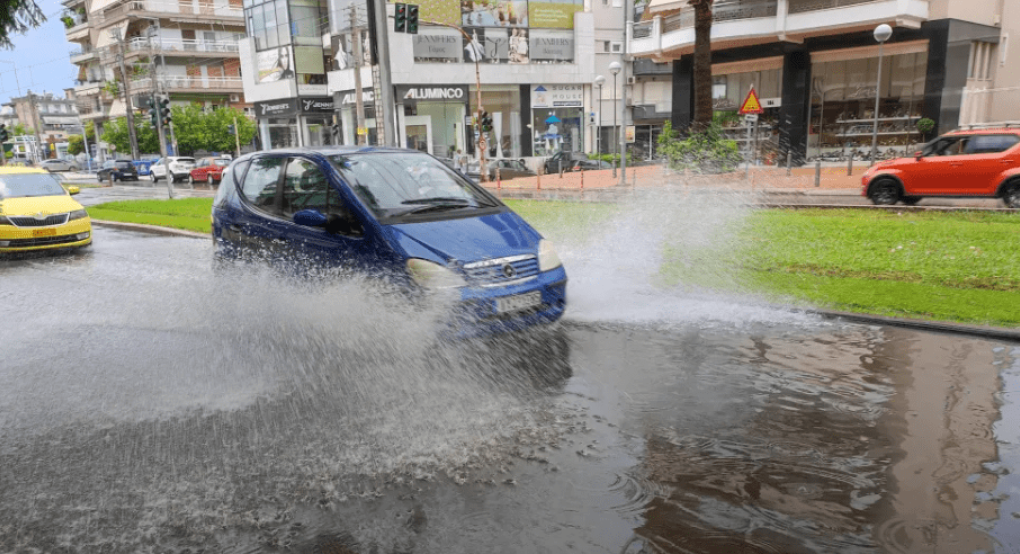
[[870, 23, 893, 165], [594, 75, 605, 158], [609, 61, 622, 178]]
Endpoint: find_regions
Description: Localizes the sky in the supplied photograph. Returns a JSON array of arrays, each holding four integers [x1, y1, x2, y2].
[[0, 0, 83, 104]]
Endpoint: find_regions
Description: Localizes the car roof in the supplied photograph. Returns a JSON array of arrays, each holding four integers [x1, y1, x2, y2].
[[245, 146, 414, 159], [0, 167, 49, 175], [944, 128, 1020, 136]]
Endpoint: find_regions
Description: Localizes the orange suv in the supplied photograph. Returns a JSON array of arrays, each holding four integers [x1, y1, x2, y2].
[[861, 128, 1020, 208]]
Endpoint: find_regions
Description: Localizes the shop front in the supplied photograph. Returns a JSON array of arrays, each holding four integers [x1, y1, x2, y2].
[[255, 96, 336, 149], [397, 84, 469, 159], [710, 59, 784, 164], [529, 84, 584, 157]]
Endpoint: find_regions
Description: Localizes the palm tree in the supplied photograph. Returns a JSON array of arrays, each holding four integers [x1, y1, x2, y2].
[[689, 0, 714, 131]]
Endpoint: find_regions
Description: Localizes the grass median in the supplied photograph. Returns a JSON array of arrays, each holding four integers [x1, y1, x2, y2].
[[87, 198, 1020, 327]]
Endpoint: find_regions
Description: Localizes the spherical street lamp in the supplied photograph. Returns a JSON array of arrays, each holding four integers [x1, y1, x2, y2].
[[594, 75, 606, 158], [870, 24, 893, 165], [608, 62, 622, 177]]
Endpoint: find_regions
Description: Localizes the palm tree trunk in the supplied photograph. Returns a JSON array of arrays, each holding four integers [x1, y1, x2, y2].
[[692, 0, 714, 131]]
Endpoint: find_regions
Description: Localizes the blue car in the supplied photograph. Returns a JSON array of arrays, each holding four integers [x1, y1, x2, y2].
[[211, 147, 567, 336]]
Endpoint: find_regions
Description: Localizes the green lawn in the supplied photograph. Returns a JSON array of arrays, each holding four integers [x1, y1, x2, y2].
[[87, 198, 213, 234], [86, 198, 1020, 327]]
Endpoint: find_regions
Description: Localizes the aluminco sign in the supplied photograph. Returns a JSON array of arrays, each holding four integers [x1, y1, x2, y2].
[[403, 87, 464, 100]]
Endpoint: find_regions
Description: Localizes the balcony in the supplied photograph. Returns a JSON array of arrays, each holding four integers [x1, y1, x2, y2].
[[129, 76, 243, 94], [631, 0, 929, 58], [64, 19, 90, 41], [69, 47, 99, 64], [91, 0, 243, 26], [632, 58, 672, 76], [126, 36, 241, 56]]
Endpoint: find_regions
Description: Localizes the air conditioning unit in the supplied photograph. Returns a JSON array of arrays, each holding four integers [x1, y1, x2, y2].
[[229, 94, 240, 102], [627, 76, 636, 85]]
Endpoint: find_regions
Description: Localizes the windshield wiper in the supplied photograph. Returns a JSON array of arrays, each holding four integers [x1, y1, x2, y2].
[[401, 197, 472, 205], [392, 202, 473, 217]]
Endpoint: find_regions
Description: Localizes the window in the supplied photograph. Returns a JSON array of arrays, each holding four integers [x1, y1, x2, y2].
[[281, 158, 334, 217], [241, 157, 285, 213], [611, 42, 622, 53], [963, 134, 1019, 155]]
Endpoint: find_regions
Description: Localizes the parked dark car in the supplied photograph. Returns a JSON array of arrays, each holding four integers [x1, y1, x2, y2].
[[211, 147, 568, 337], [542, 151, 599, 174], [487, 159, 536, 180], [96, 159, 139, 182]]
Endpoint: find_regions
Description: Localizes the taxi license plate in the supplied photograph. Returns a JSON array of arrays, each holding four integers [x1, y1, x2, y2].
[[495, 291, 542, 314], [32, 228, 57, 237]]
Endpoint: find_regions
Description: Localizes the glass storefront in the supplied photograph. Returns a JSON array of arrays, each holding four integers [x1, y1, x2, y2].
[[414, 101, 467, 158], [303, 116, 332, 146], [809, 49, 928, 161], [469, 87, 521, 159], [267, 117, 298, 148], [712, 67, 783, 162]]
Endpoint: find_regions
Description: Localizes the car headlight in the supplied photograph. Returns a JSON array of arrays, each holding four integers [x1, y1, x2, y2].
[[68, 209, 89, 221], [406, 258, 466, 289], [538, 239, 562, 272]]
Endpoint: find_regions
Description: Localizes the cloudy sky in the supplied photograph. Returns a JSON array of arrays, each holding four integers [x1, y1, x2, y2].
[[1, 0, 81, 104]]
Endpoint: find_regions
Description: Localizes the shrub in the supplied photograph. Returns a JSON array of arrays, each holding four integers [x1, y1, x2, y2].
[[657, 121, 743, 174]]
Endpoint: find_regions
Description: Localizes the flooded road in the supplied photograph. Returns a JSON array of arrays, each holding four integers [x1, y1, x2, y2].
[[1, 228, 1018, 553]]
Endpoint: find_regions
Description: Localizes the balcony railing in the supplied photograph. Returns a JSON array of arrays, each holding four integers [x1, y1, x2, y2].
[[658, 0, 777, 31], [129, 76, 243, 92], [788, 0, 877, 14], [69, 47, 98, 63], [126, 37, 240, 54], [92, 0, 242, 24]]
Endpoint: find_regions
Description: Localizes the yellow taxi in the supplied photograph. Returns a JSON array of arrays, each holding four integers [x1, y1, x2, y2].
[[0, 167, 92, 254]]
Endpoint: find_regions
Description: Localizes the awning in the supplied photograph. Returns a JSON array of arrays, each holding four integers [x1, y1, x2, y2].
[[647, 0, 688, 14], [95, 20, 128, 49], [42, 116, 82, 125]]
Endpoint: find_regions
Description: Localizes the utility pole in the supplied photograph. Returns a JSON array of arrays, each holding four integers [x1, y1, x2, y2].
[[351, 5, 367, 145], [619, 0, 631, 187], [150, 53, 169, 161], [233, 116, 241, 158], [27, 90, 45, 162], [372, 0, 396, 146], [112, 28, 140, 160]]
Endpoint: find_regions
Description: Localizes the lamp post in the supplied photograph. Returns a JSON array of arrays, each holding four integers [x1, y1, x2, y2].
[[609, 61, 622, 178], [870, 23, 893, 165], [594, 75, 605, 159]]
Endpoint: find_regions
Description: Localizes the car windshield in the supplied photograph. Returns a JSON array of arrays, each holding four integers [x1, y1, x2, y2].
[[0, 173, 67, 199], [329, 152, 496, 218], [176, 158, 196, 164]]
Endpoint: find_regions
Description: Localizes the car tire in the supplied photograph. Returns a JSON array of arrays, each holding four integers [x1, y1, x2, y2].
[[188, 174, 195, 186], [902, 196, 921, 206], [870, 179, 901, 205], [1004, 182, 1020, 209], [150, 172, 159, 183], [208, 174, 215, 185]]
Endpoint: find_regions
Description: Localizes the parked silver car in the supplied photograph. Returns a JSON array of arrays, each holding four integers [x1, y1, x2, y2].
[[40, 158, 80, 172]]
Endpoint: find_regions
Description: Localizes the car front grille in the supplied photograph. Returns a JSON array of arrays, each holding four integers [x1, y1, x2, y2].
[[462, 254, 539, 286], [5, 234, 82, 248], [9, 213, 70, 227]]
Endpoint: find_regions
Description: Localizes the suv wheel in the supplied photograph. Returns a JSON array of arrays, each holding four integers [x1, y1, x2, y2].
[[870, 179, 901, 205], [150, 172, 158, 183], [1005, 182, 1020, 209], [188, 174, 195, 186]]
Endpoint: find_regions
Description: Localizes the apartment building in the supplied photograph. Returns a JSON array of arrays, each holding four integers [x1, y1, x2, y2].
[[63, 0, 249, 153], [629, 0, 1019, 163], [240, 0, 638, 161]]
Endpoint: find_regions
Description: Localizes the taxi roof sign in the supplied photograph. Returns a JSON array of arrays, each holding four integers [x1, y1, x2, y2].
[[739, 87, 764, 115]]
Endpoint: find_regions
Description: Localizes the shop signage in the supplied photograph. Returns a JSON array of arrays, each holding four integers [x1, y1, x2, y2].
[[412, 32, 461, 61], [625, 125, 635, 144], [338, 89, 375, 107], [254, 98, 299, 118], [531, 85, 582, 108], [530, 35, 574, 61], [396, 85, 469, 104], [300, 97, 334, 114], [298, 84, 329, 96]]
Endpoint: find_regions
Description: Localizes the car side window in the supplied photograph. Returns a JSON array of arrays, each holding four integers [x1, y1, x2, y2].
[[240, 157, 285, 214], [281, 158, 338, 218], [964, 135, 1020, 155]]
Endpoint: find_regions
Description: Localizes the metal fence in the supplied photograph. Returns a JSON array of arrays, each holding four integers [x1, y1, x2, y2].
[[788, 0, 880, 14]]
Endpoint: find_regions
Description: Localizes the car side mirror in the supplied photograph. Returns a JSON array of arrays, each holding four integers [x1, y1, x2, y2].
[[67, 186, 80, 195], [914, 151, 923, 161], [293, 209, 328, 227]]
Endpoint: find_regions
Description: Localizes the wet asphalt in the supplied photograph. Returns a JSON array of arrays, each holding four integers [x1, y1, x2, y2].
[[1, 227, 1018, 553]]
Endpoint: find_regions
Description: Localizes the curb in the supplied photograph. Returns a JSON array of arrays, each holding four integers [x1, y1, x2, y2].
[[809, 309, 1020, 343], [91, 219, 210, 239], [760, 203, 1016, 212]]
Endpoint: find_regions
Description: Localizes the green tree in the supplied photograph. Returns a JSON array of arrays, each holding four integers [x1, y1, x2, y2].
[[66, 122, 96, 156], [170, 105, 256, 155], [657, 120, 741, 174], [0, 0, 46, 49], [12, 122, 33, 137], [101, 116, 160, 156]]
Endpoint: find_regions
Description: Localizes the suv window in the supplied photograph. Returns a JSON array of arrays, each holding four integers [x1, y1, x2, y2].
[[240, 157, 284, 214], [924, 137, 967, 157], [281, 158, 336, 218], [115, 161, 134, 169], [964, 134, 1020, 154]]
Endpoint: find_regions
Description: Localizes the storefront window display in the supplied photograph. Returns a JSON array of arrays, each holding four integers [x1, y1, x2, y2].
[[711, 65, 783, 162], [808, 47, 928, 161], [268, 117, 298, 148], [530, 84, 582, 156], [469, 87, 522, 159]]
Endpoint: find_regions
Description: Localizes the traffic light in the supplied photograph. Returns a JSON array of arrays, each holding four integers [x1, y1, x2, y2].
[[0, 124, 8, 142], [394, 3, 407, 33], [159, 97, 171, 127], [407, 4, 419, 34], [481, 111, 492, 133], [148, 97, 159, 129], [227, 124, 235, 135]]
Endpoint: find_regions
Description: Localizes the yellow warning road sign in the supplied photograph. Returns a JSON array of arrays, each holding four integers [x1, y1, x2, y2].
[[739, 88, 764, 115]]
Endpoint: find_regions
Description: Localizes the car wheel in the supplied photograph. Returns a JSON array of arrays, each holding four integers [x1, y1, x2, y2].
[[188, 174, 195, 186], [1004, 182, 1020, 209], [150, 172, 158, 183], [207, 173, 215, 185], [870, 179, 901, 205], [902, 196, 921, 206]]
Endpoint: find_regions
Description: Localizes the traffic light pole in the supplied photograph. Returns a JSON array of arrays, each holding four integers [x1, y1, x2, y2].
[[351, 5, 367, 146], [373, 0, 396, 147]]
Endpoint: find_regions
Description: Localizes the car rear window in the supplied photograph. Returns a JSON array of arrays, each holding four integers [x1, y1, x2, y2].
[[176, 158, 196, 164], [115, 161, 134, 168]]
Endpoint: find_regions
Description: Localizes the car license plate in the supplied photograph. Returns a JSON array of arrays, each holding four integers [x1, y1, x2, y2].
[[495, 291, 542, 314], [32, 228, 57, 237]]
